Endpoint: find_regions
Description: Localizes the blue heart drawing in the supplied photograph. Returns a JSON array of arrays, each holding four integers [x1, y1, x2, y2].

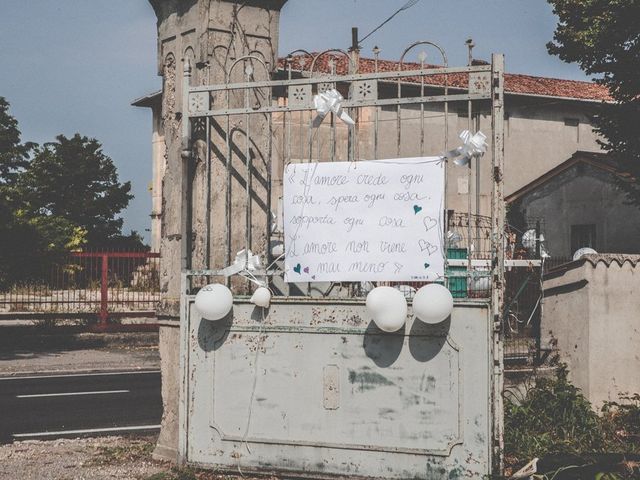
[[424, 262, 430, 269], [413, 205, 422, 215], [293, 263, 301, 274]]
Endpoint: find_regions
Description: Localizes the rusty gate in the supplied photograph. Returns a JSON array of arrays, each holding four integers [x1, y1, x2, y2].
[[178, 41, 505, 478]]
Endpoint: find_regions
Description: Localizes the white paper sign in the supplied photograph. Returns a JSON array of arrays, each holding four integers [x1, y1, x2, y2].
[[283, 158, 444, 282]]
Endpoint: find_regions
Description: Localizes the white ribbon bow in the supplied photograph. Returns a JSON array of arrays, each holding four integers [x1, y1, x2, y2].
[[443, 130, 488, 166], [312, 89, 355, 128], [219, 249, 262, 277]]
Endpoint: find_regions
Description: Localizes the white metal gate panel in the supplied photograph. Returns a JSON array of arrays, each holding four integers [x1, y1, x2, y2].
[[179, 300, 492, 479]]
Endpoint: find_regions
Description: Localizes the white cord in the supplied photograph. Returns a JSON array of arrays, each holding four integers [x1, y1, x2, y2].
[[237, 308, 266, 476], [265, 252, 285, 272]]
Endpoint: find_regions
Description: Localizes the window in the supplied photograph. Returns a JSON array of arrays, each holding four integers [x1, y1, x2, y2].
[[571, 224, 596, 254]]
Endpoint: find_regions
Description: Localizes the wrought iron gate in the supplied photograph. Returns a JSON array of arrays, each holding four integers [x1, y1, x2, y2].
[[178, 41, 505, 478]]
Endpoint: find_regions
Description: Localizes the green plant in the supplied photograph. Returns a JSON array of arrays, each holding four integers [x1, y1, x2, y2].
[[505, 367, 640, 478], [505, 366, 605, 462], [601, 393, 640, 452]]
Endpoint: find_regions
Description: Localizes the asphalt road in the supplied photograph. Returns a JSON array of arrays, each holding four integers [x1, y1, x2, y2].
[[0, 370, 162, 443]]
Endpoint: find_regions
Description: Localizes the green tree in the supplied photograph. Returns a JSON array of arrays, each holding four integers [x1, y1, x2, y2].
[[0, 96, 33, 188], [1, 100, 142, 286], [547, 0, 640, 202], [0, 97, 40, 286], [18, 134, 134, 244]]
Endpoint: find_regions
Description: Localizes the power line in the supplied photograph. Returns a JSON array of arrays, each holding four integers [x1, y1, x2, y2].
[[359, 0, 421, 46]]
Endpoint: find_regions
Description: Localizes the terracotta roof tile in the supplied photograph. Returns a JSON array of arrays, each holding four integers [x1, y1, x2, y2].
[[277, 54, 612, 102]]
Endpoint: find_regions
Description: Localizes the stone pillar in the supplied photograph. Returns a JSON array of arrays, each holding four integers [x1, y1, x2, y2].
[[147, 0, 287, 462], [131, 92, 164, 253], [150, 104, 165, 253]]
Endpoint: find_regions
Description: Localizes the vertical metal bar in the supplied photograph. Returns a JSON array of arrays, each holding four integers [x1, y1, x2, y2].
[[420, 54, 425, 157], [92, 255, 96, 312], [99, 253, 108, 327], [226, 106, 232, 286], [181, 59, 193, 272], [80, 254, 84, 314], [62, 256, 66, 313], [307, 107, 314, 162], [113, 250, 116, 313], [475, 113, 481, 220], [443, 71, 450, 292], [266, 81, 273, 268], [316, 112, 321, 162], [396, 69, 402, 157], [330, 112, 336, 161], [349, 48, 360, 162], [491, 52, 505, 477], [177, 270, 190, 463], [205, 116, 211, 269], [299, 110, 305, 164], [373, 47, 380, 160], [244, 65, 251, 266], [286, 63, 292, 167], [467, 57, 473, 292]]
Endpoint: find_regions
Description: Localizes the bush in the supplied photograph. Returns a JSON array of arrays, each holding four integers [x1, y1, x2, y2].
[[505, 366, 605, 462], [601, 393, 640, 453], [505, 366, 640, 477]]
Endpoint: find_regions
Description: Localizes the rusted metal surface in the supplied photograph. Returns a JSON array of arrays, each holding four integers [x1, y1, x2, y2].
[[180, 300, 491, 479], [490, 53, 506, 474]]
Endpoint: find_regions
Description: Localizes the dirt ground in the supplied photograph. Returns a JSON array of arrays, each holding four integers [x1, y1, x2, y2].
[[0, 435, 166, 480], [0, 435, 281, 480]]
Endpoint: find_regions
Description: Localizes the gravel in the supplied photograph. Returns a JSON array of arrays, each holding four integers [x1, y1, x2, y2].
[[0, 435, 167, 480]]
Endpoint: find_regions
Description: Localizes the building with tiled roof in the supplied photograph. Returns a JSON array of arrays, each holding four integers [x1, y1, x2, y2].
[[273, 53, 609, 217], [277, 54, 611, 102], [136, 53, 611, 250]]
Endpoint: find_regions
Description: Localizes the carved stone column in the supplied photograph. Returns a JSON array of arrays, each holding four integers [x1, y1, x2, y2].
[[147, 0, 287, 461]]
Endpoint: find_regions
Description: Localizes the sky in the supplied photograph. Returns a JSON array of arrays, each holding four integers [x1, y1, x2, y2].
[[0, 0, 589, 245]]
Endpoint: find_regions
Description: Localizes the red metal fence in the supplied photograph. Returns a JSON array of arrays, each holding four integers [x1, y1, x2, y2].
[[0, 250, 160, 327]]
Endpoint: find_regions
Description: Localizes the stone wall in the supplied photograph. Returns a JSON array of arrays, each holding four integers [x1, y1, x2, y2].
[[542, 255, 640, 407]]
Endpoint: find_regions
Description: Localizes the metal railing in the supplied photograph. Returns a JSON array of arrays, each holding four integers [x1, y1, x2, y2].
[[503, 254, 575, 365], [0, 250, 160, 327], [180, 44, 505, 303]]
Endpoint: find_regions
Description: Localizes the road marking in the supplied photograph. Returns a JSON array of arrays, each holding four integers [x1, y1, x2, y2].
[[17, 390, 129, 398], [0, 370, 160, 381], [13, 424, 161, 438]]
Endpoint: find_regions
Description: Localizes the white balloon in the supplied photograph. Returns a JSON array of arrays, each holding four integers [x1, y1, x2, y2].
[[366, 286, 407, 332], [250, 286, 272, 308], [572, 247, 597, 261], [413, 283, 454, 324], [194, 283, 233, 321]]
